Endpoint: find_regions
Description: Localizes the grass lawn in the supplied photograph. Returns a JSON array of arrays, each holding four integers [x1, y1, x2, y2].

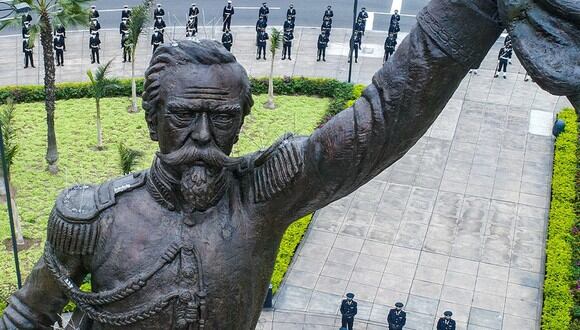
[[0, 94, 328, 307]]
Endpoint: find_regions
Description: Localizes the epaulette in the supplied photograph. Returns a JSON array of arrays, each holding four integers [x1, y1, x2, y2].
[[251, 133, 305, 203], [47, 171, 146, 255]]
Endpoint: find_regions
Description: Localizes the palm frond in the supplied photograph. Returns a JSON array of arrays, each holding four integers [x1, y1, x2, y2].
[[269, 28, 281, 54], [126, 0, 152, 48], [0, 98, 19, 170], [118, 143, 143, 174], [53, 0, 90, 28], [87, 59, 119, 99]]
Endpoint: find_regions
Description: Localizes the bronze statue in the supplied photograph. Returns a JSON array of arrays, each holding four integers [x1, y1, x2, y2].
[[1, 0, 578, 329]]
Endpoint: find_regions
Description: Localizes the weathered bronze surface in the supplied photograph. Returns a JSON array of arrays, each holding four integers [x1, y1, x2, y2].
[[1, 0, 578, 329]]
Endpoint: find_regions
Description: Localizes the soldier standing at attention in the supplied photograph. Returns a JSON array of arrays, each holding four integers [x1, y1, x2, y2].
[[89, 5, 99, 20], [222, 29, 233, 51], [151, 29, 163, 53], [256, 17, 267, 33], [437, 311, 456, 330], [283, 16, 295, 33], [186, 16, 198, 38], [154, 4, 165, 19], [323, 5, 333, 21], [287, 4, 296, 24], [55, 24, 66, 51], [348, 32, 361, 63], [223, 0, 234, 32], [189, 3, 199, 31], [89, 18, 101, 37], [357, 7, 369, 36], [22, 37, 34, 68], [389, 10, 401, 39], [120, 17, 129, 45], [21, 12, 32, 25], [89, 31, 101, 64], [122, 33, 132, 62], [154, 16, 166, 34], [53, 32, 65, 66], [281, 30, 293, 61], [340, 293, 357, 330], [259, 2, 269, 24], [316, 31, 328, 61], [494, 43, 511, 79], [22, 21, 30, 39], [256, 28, 268, 60], [121, 5, 131, 19], [321, 16, 332, 39], [354, 17, 364, 44], [387, 302, 406, 330], [384, 32, 397, 63], [390, 9, 400, 27]]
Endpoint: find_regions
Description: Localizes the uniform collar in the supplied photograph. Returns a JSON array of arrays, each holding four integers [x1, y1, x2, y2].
[[146, 156, 180, 211]]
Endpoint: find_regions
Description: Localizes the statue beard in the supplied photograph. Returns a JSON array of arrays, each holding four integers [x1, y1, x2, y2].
[[157, 143, 232, 212]]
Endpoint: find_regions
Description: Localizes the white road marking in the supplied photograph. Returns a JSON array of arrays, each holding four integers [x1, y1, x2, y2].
[[371, 11, 416, 17], [390, 0, 403, 14], [529, 110, 553, 136], [366, 12, 375, 31], [236, 7, 280, 10]]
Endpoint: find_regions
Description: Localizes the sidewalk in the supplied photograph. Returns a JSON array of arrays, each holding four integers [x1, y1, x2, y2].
[[2, 26, 573, 330]]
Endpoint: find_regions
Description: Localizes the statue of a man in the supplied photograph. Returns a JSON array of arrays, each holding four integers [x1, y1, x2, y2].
[[1, 0, 577, 329]]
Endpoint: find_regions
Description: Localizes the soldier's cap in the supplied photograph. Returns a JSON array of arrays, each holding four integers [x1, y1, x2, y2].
[[395, 302, 404, 307], [228, 0, 232, 3], [362, 7, 366, 10], [157, 4, 162, 7], [192, 3, 196, 6], [444, 311, 453, 316], [346, 293, 355, 298], [124, 5, 129, 8], [91, 5, 96, 8]]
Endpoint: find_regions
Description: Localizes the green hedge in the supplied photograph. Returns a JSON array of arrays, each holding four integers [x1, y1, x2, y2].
[[0, 77, 362, 125], [542, 108, 577, 329]]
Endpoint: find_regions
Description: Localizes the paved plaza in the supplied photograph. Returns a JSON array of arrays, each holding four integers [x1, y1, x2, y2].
[[0, 26, 573, 330]]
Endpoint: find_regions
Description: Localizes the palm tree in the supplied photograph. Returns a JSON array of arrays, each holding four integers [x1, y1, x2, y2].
[[125, 1, 152, 113], [0, 0, 90, 174], [87, 59, 119, 150], [264, 28, 281, 109], [118, 143, 143, 174], [0, 98, 23, 245]]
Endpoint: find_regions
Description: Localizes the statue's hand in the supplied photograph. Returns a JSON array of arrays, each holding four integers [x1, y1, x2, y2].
[[498, 0, 580, 96]]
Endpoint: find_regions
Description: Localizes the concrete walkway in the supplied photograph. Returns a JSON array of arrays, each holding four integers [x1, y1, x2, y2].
[[1, 26, 573, 330]]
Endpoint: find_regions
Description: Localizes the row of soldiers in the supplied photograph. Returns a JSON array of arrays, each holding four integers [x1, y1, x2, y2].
[[253, 2, 297, 60]]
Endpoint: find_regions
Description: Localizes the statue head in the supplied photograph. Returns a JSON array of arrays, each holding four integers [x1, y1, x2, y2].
[[142, 40, 253, 210]]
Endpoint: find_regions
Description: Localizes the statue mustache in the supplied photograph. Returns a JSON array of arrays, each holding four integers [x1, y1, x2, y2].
[[156, 144, 241, 168]]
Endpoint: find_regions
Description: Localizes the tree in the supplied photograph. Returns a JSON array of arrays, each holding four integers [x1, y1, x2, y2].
[[0, 99, 23, 245], [1, 0, 90, 174], [264, 28, 281, 109], [118, 143, 143, 174], [125, 1, 152, 113], [87, 59, 119, 149]]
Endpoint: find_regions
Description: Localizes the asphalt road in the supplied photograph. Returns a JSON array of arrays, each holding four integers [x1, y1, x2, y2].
[[1, 0, 428, 35]]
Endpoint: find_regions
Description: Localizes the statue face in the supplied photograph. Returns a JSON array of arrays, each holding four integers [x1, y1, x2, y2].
[[155, 64, 245, 170]]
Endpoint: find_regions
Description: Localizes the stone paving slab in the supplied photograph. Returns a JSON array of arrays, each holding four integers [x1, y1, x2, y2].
[[0, 23, 573, 330]]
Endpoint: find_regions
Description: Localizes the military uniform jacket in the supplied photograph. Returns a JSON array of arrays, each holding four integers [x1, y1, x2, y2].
[[90, 21, 101, 33], [385, 37, 397, 51], [22, 39, 32, 53], [287, 8, 296, 20], [1, 0, 505, 329], [283, 32, 293, 45], [223, 5, 234, 19], [121, 9, 131, 19], [255, 19, 267, 32], [119, 22, 128, 35], [317, 34, 328, 48], [321, 21, 332, 33], [90, 9, 99, 19], [257, 32, 269, 46], [21, 26, 29, 38], [387, 309, 406, 329], [89, 36, 101, 49], [56, 26, 66, 37], [283, 21, 294, 32], [222, 33, 233, 46], [498, 47, 512, 61], [53, 36, 65, 50], [389, 21, 400, 34], [323, 9, 333, 19], [390, 13, 400, 25], [340, 300, 357, 318], [350, 35, 361, 49], [437, 318, 456, 330], [154, 8, 165, 18], [358, 11, 368, 22], [258, 6, 269, 19], [154, 20, 166, 31], [151, 32, 163, 46], [189, 7, 199, 18]]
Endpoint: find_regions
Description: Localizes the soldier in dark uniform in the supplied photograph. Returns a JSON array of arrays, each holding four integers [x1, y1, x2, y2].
[[222, 29, 233, 51], [323, 5, 333, 21], [389, 20, 400, 41], [22, 21, 30, 39], [387, 302, 406, 330], [258, 2, 269, 24], [256, 28, 268, 60], [22, 37, 34, 68], [222, 0, 234, 32], [89, 31, 100, 64], [321, 18, 332, 39], [186, 16, 198, 38], [122, 33, 132, 62], [255, 17, 267, 33], [354, 17, 364, 43], [89, 18, 101, 37], [120, 17, 129, 46], [151, 29, 163, 53], [154, 4, 165, 19], [390, 9, 400, 27], [283, 17, 295, 33], [121, 5, 131, 19], [287, 4, 296, 24], [317, 32, 328, 61], [348, 32, 361, 63], [437, 311, 456, 330], [340, 293, 357, 330], [89, 5, 99, 20], [494, 44, 511, 79], [154, 17, 166, 34], [384, 32, 396, 63], [281, 31, 293, 61], [189, 3, 199, 31], [53, 33, 65, 66], [357, 7, 369, 36], [55, 24, 66, 51]]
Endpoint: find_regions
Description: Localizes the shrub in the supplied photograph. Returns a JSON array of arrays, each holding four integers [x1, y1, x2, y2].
[[542, 108, 577, 330]]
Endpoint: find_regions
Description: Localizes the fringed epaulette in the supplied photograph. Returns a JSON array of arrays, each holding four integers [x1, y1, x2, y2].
[[47, 172, 146, 255], [252, 133, 304, 203]]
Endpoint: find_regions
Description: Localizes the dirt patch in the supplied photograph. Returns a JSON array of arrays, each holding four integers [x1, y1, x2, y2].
[[3, 237, 41, 252]]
